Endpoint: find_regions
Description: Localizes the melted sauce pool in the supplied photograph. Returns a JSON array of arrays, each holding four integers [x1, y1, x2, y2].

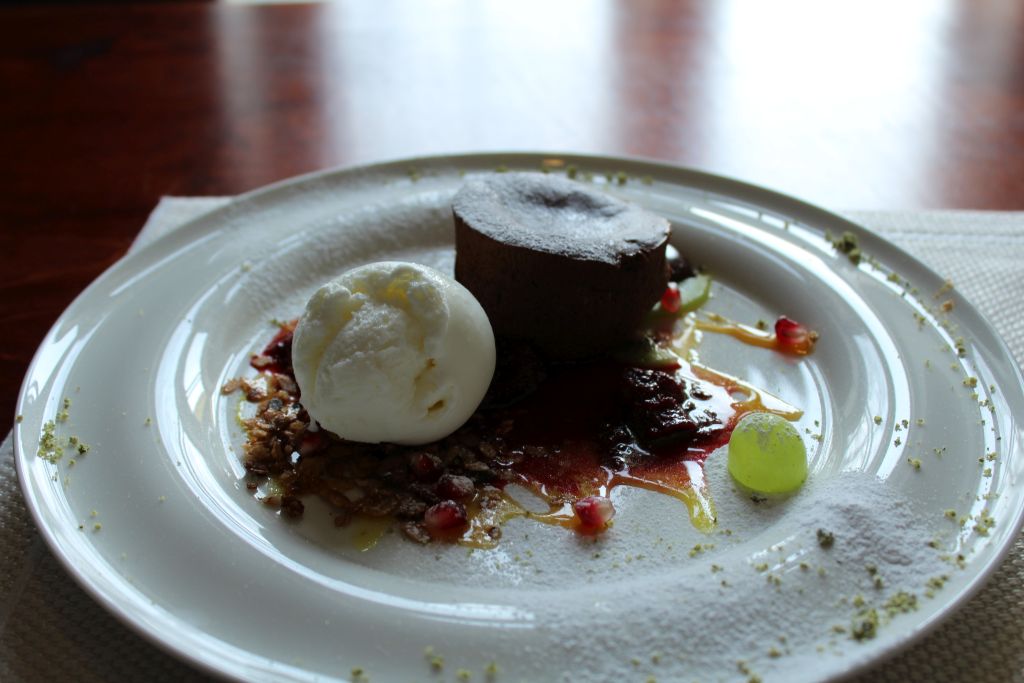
[[459, 355, 800, 546]]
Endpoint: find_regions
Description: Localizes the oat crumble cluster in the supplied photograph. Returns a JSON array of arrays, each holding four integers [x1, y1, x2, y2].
[[224, 364, 553, 545]]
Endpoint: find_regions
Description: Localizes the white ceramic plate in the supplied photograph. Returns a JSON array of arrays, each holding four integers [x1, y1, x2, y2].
[[14, 154, 1024, 682]]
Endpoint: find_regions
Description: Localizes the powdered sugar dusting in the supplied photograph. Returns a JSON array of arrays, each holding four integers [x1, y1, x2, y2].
[[522, 455, 952, 682], [452, 173, 669, 263]]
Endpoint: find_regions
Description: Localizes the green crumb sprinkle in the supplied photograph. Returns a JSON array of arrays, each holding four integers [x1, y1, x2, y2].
[[830, 231, 862, 264], [57, 397, 71, 422], [457, 669, 471, 681], [767, 647, 781, 658], [429, 655, 444, 671], [927, 575, 949, 591], [799, 561, 810, 571], [484, 661, 499, 677], [907, 458, 922, 470], [76, 442, 90, 455], [974, 510, 996, 536], [494, 164, 508, 173], [984, 467, 993, 478], [406, 167, 421, 181], [144, 417, 152, 426], [158, 495, 167, 503], [884, 591, 918, 616], [93, 523, 102, 531], [350, 667, 367, 682], [630, 657, 641, 667], [710, 564, 723, 573], [850, 609, 879, 641], [964, 377, 978, 388], [873, 415, 882, 425], [886, 272, 901, 283], [615, 171, 628, 185], [816, 529, 835, 548], [689, 543, 714, 557], [641, 175, 653, 185], [986, 451, 997, 461], [15, 414, 23, 423], [566, 165, 578, 179], [38, 421, 63, 462], [753, 562, 769, 572], [895, 437, 903, 447], [755, 319, 768, 330]]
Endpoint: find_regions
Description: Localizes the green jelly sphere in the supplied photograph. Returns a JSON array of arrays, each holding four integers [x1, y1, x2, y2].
[[728, 412, 808, 494]]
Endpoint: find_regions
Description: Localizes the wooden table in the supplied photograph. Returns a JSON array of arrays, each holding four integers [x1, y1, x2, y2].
[[3, 0, 1024, 421]]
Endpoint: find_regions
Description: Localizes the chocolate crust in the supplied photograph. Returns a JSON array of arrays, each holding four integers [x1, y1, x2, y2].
[[453, 173, 670, 360]]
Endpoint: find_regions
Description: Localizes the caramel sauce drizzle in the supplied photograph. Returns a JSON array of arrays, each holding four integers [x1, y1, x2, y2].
[[450, 313, 804, 549]]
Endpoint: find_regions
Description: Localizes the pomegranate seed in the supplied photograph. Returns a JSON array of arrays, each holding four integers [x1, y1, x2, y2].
[[409, 452, 442, 481], [436, 474, 475, 500], [424, 500, 468, 535], [660, 284, 681, 313], [774, 316, 817, 355], [574, 496, 616, 531]]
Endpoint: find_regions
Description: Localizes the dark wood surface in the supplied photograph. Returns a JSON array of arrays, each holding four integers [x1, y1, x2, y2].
[[3, 0, 1024, 421]]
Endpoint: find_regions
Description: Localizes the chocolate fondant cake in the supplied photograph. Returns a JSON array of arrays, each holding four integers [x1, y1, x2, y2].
[[453, 172, 671, 359]]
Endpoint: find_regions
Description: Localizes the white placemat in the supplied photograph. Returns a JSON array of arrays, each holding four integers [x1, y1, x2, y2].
[[2, 199, 1023, 682]]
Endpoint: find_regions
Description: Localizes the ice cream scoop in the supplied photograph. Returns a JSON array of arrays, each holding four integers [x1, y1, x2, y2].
[[291, 261, 496, 445]]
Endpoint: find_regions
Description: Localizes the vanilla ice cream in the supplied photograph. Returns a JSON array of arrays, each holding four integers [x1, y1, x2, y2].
[[291, 261, 496, 445]]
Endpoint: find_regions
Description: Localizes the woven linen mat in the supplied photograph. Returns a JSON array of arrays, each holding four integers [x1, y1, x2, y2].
[[2, 199, 1023, 682]]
